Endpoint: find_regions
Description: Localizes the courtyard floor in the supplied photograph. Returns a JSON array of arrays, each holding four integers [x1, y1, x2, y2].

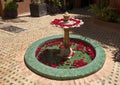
[[0, 9, 120, 85]]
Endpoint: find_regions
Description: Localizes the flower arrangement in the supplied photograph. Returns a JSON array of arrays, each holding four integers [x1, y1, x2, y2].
[[36, 39, 95, 69], [51, 18, 84, 28]]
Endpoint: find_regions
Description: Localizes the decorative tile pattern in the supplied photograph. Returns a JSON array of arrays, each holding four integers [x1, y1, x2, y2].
[[0, 11, 120, 85]]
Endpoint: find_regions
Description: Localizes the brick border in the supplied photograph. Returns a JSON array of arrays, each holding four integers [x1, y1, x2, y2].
[[24, 35, 106, 80]]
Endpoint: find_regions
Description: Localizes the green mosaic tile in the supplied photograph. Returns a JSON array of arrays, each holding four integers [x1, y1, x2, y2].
[[6, 80, 10, 83], [19, 76, 22, 78], [22, 77, 25, 80], [15, 74, 18, 76], [4, 74, 7, 76], [22, 83, 25, 85], [12, 72, 15, 74], [111, 72, 113, 74], [18, 80, 21, 83], [8, 75, 11, 77], [12, 77, 15, 79], [108, 81, 112, 84], [109, 77, 112, 80], [26, 79, 28, 82], [10, 83, 14, 85], [24, 35, 106, 80], [97, 81, 100, 84], [3, 78, 6, 81], [5, 64, 7, 66], [102, 80, 105, 85], [114, 80, 118, 82], [115, 76, 118, 79], [116, 70, 119, 72], [114, 84, 117, 85], [30, 81, 33, 83], [14, 78, 17, 81], [117, 67, 119, 69], [9, 70, 12, 73]]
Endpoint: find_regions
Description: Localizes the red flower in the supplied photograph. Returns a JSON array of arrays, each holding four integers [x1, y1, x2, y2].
[[59, 44, 64, 49], [71, 52, 75, 56], [45, 39, 63, 46], [72, 59, 88, 68], [61, 61, 65, 64], [77, 43, 84, 51], [86, 46, 92, 52], [36, 47, 42, 55], [73, 40, 80, 44], [45, 63, 49, 66], [51, 64, 57, 68], [69, 42, 72, 46], [45, 43, 49, 46], [47, 42, 53, 46], [89, 52, 95, 59], [51, 18, 81, 28], [41, 49, 49, 56], [54, 40, 61, 45], [37, 57, 42, 62], [86, 46, 95, 60]]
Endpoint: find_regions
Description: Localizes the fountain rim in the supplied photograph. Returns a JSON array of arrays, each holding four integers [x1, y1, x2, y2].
[[24, 34, 106, 80]]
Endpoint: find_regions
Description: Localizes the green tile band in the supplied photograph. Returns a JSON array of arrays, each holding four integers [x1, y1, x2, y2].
[[24, 35, 106, 80]]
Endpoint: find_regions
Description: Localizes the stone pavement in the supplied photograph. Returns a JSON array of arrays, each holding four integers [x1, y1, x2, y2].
[[0, 10, 120, 85]]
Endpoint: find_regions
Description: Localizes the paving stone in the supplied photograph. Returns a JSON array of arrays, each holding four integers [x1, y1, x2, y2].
[[0, 9, 120, 85]]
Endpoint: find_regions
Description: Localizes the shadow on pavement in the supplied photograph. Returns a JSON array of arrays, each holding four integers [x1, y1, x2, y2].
[[69, 9, 120, 62]]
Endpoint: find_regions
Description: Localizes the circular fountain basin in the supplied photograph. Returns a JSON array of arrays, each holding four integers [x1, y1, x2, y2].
[[24, 35, 105, 80]]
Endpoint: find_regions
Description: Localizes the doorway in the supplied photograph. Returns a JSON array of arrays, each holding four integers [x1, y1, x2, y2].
[[66, 0, 74, 10], [73, 0, 95, 8], [0, 0, 3, 16], [81, 0, 94, 8]]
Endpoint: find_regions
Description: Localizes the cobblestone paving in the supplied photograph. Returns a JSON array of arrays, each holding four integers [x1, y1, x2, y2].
[[0, 11, 120, 85]]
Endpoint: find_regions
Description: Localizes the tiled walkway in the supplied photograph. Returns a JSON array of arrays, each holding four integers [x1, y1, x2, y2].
[[0, 10, 120, 85]]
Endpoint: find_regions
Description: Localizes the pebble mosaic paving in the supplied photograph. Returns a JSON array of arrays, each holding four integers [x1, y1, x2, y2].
[[0, 12, 120, 85]]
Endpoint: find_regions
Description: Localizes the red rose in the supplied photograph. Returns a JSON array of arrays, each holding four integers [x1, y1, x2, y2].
[[59, 44, 64, 49], [51, 64, 57, 68], [36, 47, 42, 55]]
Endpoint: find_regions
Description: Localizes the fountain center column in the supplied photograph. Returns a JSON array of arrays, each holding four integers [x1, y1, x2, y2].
[[63, 12, 70, 49], [64, 28, 70, 48]]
